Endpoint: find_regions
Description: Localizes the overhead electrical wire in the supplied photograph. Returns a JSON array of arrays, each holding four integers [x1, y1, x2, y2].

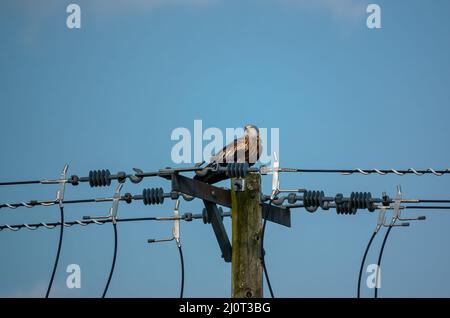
[[281, 168, 450, 176], [1, 166, 449, 188], [2, 162, 450, 298], [261, 200, 275, 298], [0, 188, 194, 211], [45, 205, 64, 298], [178, 245, 185, 298], [102, 223, 118, 298], [374, 225, 394, 298], [0, 212, 231, 232], [0, 180, 41, 186], [0, 166, 215, 187], [357, 231, 377, 298]]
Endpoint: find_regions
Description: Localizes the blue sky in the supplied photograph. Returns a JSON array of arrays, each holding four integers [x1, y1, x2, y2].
[[1, 0, 450, 297]]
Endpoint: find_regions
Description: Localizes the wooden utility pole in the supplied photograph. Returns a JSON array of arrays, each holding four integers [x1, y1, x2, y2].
[[231, 173, 263, 298]]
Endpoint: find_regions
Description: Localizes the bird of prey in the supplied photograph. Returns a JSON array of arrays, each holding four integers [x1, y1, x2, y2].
[[194, 124, 263, 184]]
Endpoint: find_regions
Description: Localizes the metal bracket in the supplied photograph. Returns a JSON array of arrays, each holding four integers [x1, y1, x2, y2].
[[232, 179, 245, 192], [262, 202, 291, 228], [170, 173, 290, 226], [57, 164, 69, 208], [170, 173, 232, 262], [271, 152, 280, 199], [169, 173, 291, 262], [84, 183, 123, 224], [41, 163, 69, 208], [148, 199, 182, 247], [393, 185, 426, 222], [171, 173, 231, 207], [203, 200, 232, 262], [373, 186, 425, 231], [375, 206, 389, 233]]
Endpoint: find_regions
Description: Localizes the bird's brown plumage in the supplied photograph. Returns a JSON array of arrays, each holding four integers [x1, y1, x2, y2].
[[210, 135, 262, 164], [194, 125, 262, 184]]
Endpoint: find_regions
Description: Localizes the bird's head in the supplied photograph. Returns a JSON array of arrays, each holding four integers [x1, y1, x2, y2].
[[244, 124, 259, 138]]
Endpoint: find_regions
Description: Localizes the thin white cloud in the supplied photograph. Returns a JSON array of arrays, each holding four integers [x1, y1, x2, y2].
[[14, 0, 220, 46], [87, 0, 220, 15], [280, 0, 368, 22], [15, 0, 366, 47]]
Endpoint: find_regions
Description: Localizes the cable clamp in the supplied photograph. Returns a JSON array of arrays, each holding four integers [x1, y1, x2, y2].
[[84, 183, 123, 224], [148, 199, 181, 247]]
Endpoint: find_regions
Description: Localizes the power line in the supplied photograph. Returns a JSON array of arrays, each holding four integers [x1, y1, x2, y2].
[[45, 205, 64, 298], [178, 245, 185, 299], [375, 225, 394, 298], [403, 206, 450, 210], [0, 212, 231, 232], [261, 200, 275, 298], [282, 168, 450, 176], [357, 231, 377, 298], [0, 180, 41, 186], [2, 165, 448, 188], [267, 190, 450, 215], [0, 166, 215, 187], [1, 161, 450, 298], [0, 188, 194, 210], [102, 223, 117, 298]]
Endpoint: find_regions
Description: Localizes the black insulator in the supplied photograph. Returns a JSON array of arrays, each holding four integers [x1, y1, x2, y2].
[[287, 193, 298, 204], [89, 169, 111, 187], [305, 206, 319, 213], [335, 192, 376, 214], [303, 190, 324, 209], [184, 213, 193, 222], [123, 193, 133, 204], [335, 193, 344, 205], [225, 163, 249, 178], [117, 171, 127, 183], [336, 201, 356, 215], [70, 175, 79, 186], [142, 188, 164, 205], [336, 192, 375, 215], [349, 192, 374, 212]]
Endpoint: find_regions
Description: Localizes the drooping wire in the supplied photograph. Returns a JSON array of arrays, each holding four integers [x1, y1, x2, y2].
[[285, 168, 450, 176], [0, 180, 41, 186], [0, 187, 181, 211], [357, 231, 377, 298], [261, 200, 275, 298], [0, 212, 230, 232], [404, 206, 450, 210], [45, 206, 64, 298], [0, 165, 214, 187], [374, 225, 393, 298], [177, 245, 185, 298], [102, 223, 118, 298]]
